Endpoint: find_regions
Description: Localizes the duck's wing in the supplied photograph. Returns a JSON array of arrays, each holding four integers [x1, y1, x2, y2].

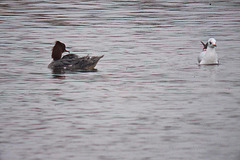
[[48, 58, 76, 69], [49, 54, 79, 69], [62, 54, 79, 60], [49, 55, 104, 70], [72, 55, 104, 70]]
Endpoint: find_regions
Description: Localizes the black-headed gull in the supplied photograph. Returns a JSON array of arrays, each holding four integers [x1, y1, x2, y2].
[[198, 38, 219, 65]]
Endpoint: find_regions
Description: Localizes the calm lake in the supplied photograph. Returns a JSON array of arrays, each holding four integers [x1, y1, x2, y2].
[[0, 0, 240, 160]]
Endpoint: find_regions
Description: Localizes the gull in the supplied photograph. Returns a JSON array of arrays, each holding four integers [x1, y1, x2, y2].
[[198, 38, 219, 65]]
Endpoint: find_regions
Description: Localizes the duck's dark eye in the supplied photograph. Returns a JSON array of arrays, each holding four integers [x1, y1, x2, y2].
[[209, 42, 212, 45]]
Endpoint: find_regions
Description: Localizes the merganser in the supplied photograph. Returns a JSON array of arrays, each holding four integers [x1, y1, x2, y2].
[[48, 41, 104, 70], [198, 38, 218, 65]]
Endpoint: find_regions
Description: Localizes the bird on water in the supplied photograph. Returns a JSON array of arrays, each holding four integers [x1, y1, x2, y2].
[[48, 41, 104, 70], [198, 38, 219, 65]]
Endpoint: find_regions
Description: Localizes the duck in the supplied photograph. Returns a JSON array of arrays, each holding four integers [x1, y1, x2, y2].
[[198, 38, 219, 65], [48, 41, 104, 70]]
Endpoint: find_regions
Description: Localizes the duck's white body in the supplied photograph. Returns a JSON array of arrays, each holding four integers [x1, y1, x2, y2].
[[198, 38, 219, 65]]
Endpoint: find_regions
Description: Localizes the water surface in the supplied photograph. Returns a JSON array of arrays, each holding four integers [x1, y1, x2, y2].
[[0, 0, 240, 160]]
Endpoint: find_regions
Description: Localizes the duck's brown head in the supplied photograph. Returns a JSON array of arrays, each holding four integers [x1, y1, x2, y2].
[[52, 41, 70, 61]]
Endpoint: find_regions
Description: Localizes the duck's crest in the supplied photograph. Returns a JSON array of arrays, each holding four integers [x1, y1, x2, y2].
[[52, 41, 68, 61]]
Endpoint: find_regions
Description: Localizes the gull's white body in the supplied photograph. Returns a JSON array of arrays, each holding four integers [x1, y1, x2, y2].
[[198, 38, 219, 65]]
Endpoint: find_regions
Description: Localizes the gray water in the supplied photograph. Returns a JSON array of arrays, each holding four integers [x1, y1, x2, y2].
[[1, 0, 240, 160]]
